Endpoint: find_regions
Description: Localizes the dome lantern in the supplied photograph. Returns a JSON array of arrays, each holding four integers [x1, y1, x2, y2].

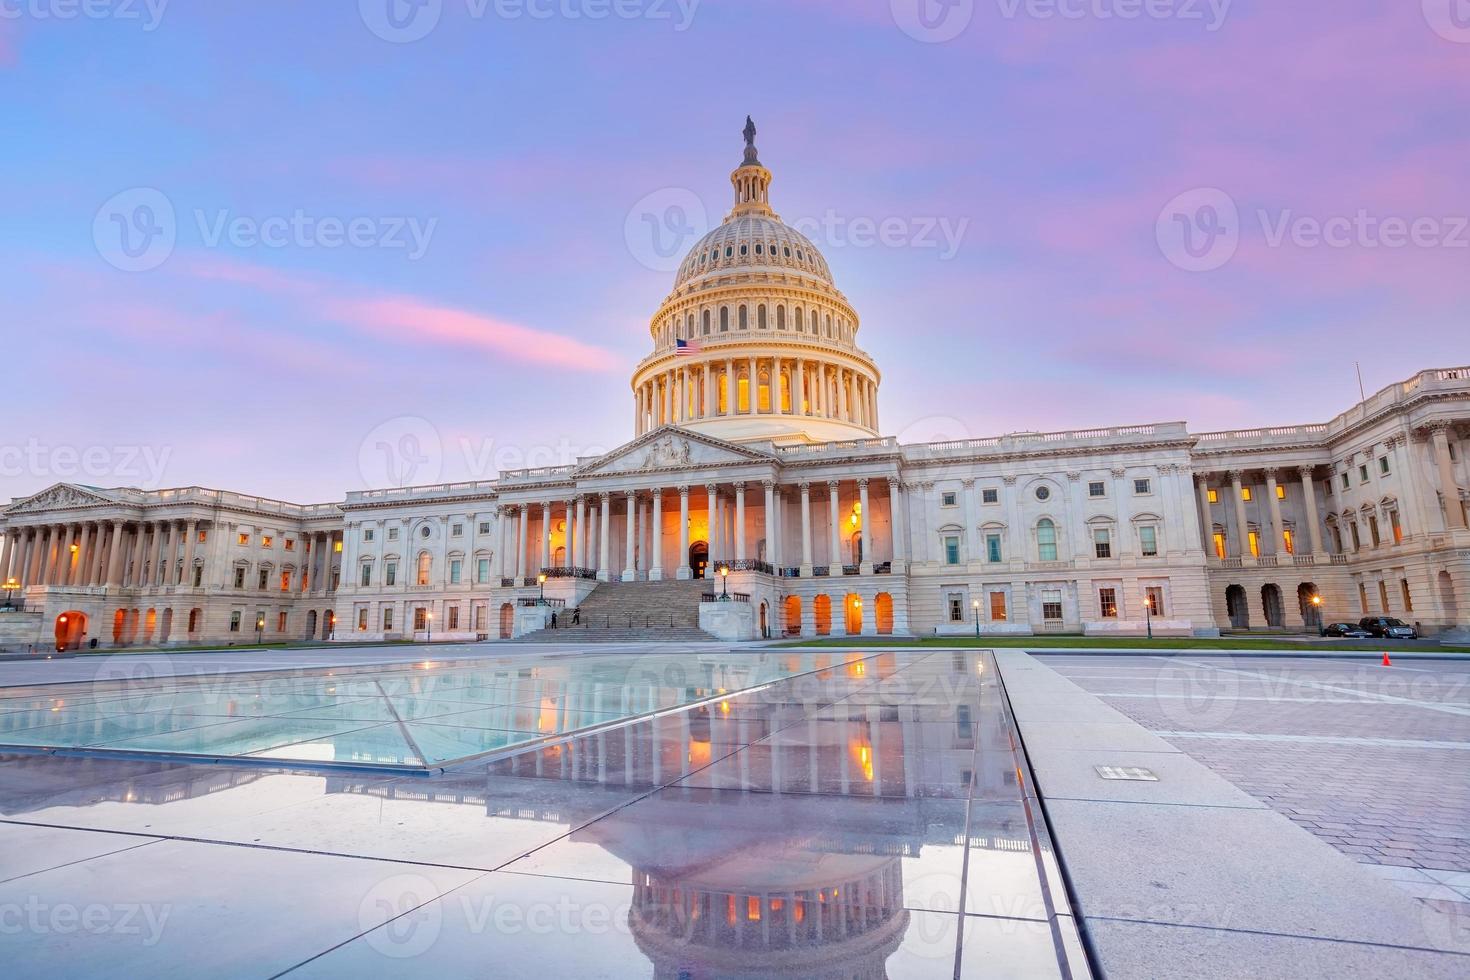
[[728, 115, 776, 221]]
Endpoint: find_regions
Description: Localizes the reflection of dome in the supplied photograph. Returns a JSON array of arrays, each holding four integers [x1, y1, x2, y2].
[[631, 118, 882, 447]]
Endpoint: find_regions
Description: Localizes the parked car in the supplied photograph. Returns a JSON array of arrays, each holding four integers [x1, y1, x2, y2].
[[1358, 617, 1418, 639], [1321, 622, 1373, 638]]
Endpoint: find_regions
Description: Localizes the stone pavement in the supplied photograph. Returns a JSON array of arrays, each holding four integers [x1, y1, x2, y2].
[[1037, 654, 1470, 919]]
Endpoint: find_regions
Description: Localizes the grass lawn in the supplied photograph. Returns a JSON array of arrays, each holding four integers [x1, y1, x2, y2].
[[773, 636, 1470, 653]]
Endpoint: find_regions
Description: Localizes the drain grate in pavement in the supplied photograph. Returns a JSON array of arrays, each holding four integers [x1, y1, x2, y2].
[[1096, 765, 1159, 781]]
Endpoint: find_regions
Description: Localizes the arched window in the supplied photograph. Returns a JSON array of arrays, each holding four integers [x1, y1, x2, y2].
[[1037, 520, 1058, 562], [793, 306, 802, 332], [739, 306, 749, 330], [758, 305, 767, 329], [720, 307, 729, 332], [416, 552, 432, 586], [702, 309, 711, 335], [776, 306, 786, 330]]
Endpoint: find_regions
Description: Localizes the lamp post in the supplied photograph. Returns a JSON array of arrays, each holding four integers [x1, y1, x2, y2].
[[1311, 593, 1323, 633], [327, 611, 336, 642], [972, 599, 980, 639], [426, 610, 432, 643], [1143, 593, 1154, 641], [255, 613, 265, 646], [720, 565, 729, 599], [2, 577, 17, 610], [538, 572, 547, 604]]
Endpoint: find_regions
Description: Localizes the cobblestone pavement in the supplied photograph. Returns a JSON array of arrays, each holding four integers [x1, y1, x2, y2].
[[1038, 654, 1470, 917]]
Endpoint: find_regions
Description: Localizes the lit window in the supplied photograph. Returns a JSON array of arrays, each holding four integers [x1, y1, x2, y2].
[[982, 488, 998, 504], [357, 609, 368, 631], [237, 533, 250, 546], [417, 554, 432, 586], [1094, 528, 1112, 559], [1207, 489, 1219, 504], [944, 536, 960, 565], [1139, 526, 1158, 557], [1248, 531, 1260, 557], [989, 591, 1007, 621], [1037, 520, 1057, 561], [1134, 479, 1151, 495], [1213, 532, 1227, 559], [1088, 481, 1106, 498], [1099, 588, 1118, 618], [414, 608, 428, 631], [1282, 529, 1294, 555], [1146, 587, 1165, 616], [1389, 510, 1403, 544], [334, 540, 342, 553], [284, 538, 295, 551], [279, 571, 290, 592], [262, 536, 273, 548], [1241, 487, 1252, 502], [1276, 485, 1287, 500]]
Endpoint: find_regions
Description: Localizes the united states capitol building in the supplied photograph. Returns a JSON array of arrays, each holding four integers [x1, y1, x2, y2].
[[3, 125, 1469, 650]]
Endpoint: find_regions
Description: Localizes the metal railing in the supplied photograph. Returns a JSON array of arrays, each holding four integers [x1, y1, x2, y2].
[[707, 559, 774, 575], [517, 597, 567, 608], [702, 592, 750, 603], [542, 567, 598, 581]]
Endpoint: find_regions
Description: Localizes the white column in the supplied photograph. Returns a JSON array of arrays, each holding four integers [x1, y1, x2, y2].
[[1431, 425, 1466, 529], [763, 480, 775, 567], [1197, 474, 1216, 554], [734, 482, 747, 561], [181, 519, 198, 587], [622, 492, 637, 581], [887, 479, 906, 569], [800, 482, 813, 574], [747, 357, 758, 413], [795, 360, 805, 416], [858, 478, 873, 573], [677, 486, 691, 579], [724, 359, 734, 416], [651, 489, 664, 580], [516, 506, 528, 580], [828, 481, 843, 572], [598, 493, 612, 582], [576, 496, 588, 570], [1230, 470, 1253, 560], [1112, 468, 1133, 558], [704, 483, 719, 561], [1265, 469, 1286, 555], [539, 503, 552, 571]]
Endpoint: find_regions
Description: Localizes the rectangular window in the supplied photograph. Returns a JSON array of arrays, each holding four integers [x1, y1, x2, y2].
[[478, 522, 490, 535], [1401, 579, 1413, 612], [284, 538, 295, 551], [357, 609, 368, 631], [233, 567, 246, 589], [278, 611, 288, 632], [1282, 529, 1294, 555], [383, 608, 394, 631], [1358, 582, 1369, 613], [257, 569, 268, 590], [1213, 533, 1227, 560], [1134, 479, 1151, 495], [1139, 526, 1158, 557], [237, 533, 250, 546], [334, 540, 342, 553], [1093, 528, 1112, 559], [941, 491, 957, 507], [986, 533, 1002, 563], [279, 571, 290, 592], [451, 524, 463, 538], [385, 562, 397, 587], [477, 558, 491, 584], [1042, 590, 1063, 622], [1368, 516, 1381, 547], [1099, 588, 1118, 618], [1390, 510, 1403, 544], [1241, 487, 1252, 502], [449, 559, 462, 585], [989, 591, 1007, 621], [1276, 484, 1287, 500], [1088, 481, 1106, 498], [1378, 580, 1390, 612], [1379, 457, 1390, 475], [1341, 472, 1351, 490], [1207, 488, 1219, 504], [1146, 586, 1165, 617], [229, 611, 241, 633], [1350, 523, 1362, 550], [944, 536, 960, 565], [360, 564, 372, 587], [414, 608, 427, 631], [448, 606, 460, 630], [947, 593, 964, 623], [475, 606, 486, 630], [1248, 531, 1260, 558], [417, 554, 431, 586], [981, 488, 998, 504], [262, 536, 273, 549], [1359, 464, 1369, 483], [388, 528, 399, 541], [363, 529, 374, 542]]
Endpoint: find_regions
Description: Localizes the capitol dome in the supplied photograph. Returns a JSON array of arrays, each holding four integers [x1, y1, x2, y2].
[[632, 118, 882, 446]]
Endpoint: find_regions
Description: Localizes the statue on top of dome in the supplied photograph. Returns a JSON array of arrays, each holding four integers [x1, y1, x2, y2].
[[742, 115, 760, 166]]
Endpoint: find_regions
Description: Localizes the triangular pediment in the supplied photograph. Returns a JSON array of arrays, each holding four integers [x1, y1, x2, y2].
[[576, 427, 776, 478], [6, 483, 120, 515]]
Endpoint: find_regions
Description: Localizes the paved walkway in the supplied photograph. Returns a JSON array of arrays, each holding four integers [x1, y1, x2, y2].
[[1038, 654, 1470, 919]]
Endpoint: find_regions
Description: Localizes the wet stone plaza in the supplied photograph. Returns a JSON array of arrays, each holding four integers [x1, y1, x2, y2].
[[0, 649, 1088, 978]]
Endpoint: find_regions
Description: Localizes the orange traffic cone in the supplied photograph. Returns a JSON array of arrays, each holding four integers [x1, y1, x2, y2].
[[1382, 652, 1392, 667]]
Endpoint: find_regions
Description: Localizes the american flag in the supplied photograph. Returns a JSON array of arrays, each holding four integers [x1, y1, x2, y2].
[[675, 339, 702, 356]]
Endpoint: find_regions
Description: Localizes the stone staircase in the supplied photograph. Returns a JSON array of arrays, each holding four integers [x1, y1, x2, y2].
[[518, 578, 718, 643]]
